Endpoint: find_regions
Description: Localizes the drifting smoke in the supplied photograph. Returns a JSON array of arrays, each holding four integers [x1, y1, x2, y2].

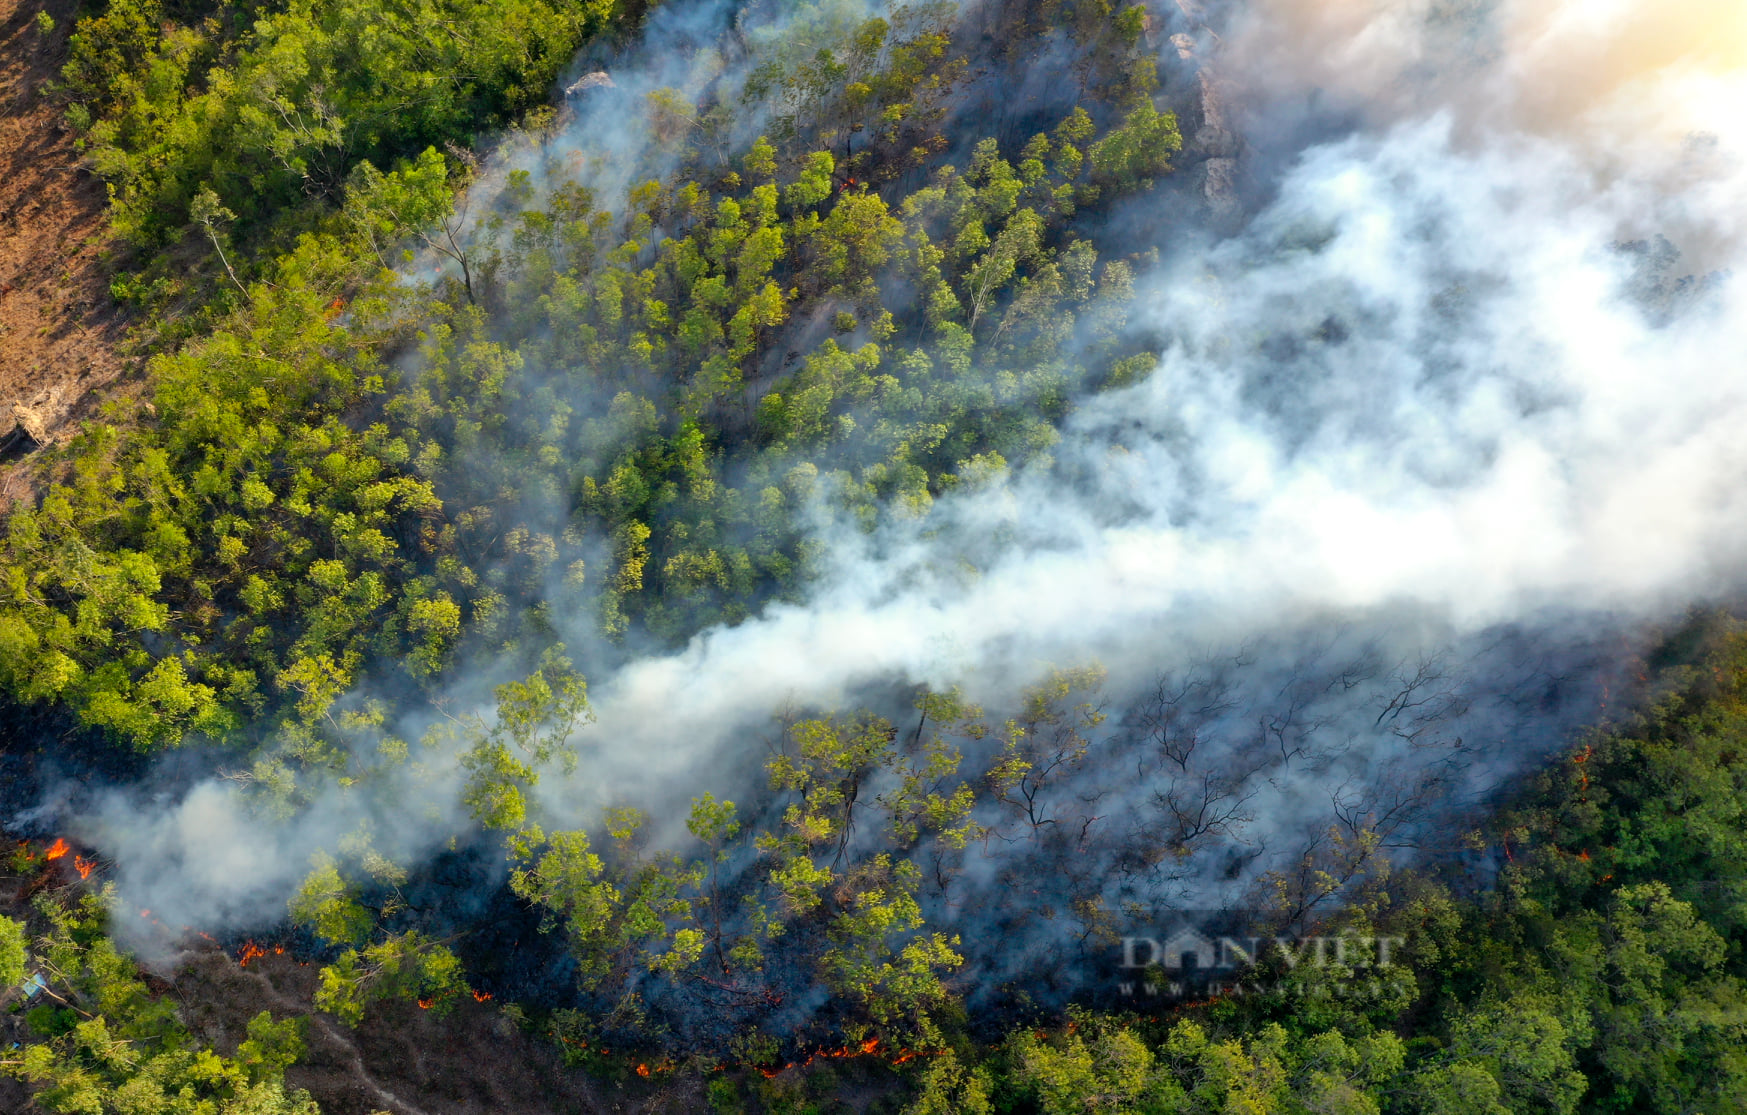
[[550, 0, 1747, 834], [1241, 0, 1747, 126], [50, 0, 1747, 992]]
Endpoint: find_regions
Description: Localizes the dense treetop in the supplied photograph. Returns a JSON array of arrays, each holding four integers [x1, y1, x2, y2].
[[4, 2, 1744, 1113]]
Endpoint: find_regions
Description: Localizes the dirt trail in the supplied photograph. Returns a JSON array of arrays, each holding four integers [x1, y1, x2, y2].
[[0, 0, 128, 489]]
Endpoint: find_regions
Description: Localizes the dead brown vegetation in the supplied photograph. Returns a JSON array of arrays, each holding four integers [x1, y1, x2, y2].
[[0, 0, 130, 504]]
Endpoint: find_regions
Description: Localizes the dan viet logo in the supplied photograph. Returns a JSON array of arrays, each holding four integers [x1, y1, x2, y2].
[[1112, 915, 1409, 1001]]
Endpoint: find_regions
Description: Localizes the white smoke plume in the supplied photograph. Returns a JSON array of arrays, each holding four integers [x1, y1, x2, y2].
[[556, 0, 1747, 817], [58, 0, 1747, 966]]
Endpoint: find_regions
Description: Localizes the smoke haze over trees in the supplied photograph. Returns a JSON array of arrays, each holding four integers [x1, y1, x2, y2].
[[3, 0, 1747, 1112]]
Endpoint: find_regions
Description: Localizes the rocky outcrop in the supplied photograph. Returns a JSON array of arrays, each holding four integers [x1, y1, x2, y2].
[[1201, 156, 1240, 222], [0, 374, 99, 462], [1193, 68, 1239, 158], [564, 71, 615, 97], [1158, 2, 1244, 227], [1, 394, 51, 459]]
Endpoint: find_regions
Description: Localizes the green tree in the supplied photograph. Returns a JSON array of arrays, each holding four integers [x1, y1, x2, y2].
[[3, 894, 319, 1112], [1008, 1023, 1161, 1115], [0, 914, 25, 990], [314, 931, 468, 1026], [902, 1049, 993, 1115]]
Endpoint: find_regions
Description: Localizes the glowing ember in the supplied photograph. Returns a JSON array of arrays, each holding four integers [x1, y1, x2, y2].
[[756, 1036, 907, 1078], [73, 855, 95, 880], [44, 838, 70, 860], [560, 1028, 928, 1080]]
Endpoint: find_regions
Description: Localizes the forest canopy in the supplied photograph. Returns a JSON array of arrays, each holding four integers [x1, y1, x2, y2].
[[3, 1, 1743, 1113]]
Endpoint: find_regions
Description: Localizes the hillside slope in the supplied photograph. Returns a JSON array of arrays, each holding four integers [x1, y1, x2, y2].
[[0, 0, 126, 498]]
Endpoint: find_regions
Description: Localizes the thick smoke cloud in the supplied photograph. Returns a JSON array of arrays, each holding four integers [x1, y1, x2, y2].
[[57, 0, 1747, 966], [556, 0, 1747, 814]]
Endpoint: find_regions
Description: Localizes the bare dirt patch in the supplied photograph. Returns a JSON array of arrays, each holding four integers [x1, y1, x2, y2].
[[168, 948, 692, 1115], [0, 0, 129, 496]]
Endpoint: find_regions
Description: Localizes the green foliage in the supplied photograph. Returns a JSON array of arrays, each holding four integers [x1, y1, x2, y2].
[[0, 914, 25, 989], [236, 1012, 308, 1084], [451, 650, 593, 832], [901, 1049, 992, 1115], [510, 828, 624, 984], [17, 4, 1747, 1109], [491, 673, 1121, 1045], [288, 851, 373, 947], [0, 0, 1239, 1083], [842, 632, 1747, 1113], [1443, 635, 1747, 1112], [1086, 100, 1183, 192], [313, 930, 468, 1026], [819, 855, 961, 1036], [1008, 1023, 1161, 1114], [65, 0, 626, 245], [6, 0, 1173, 763], [1, 894, 318, 1113]]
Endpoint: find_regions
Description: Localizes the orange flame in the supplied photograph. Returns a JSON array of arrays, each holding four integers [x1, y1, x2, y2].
[[44, 838, 70, 861], [1573, 743, 1594, 797], [472, 989, 493, 1002], [73, 855, 95, 880], [238, 942, 266, 967], [417, 997, 434, 1010], [557, 1025, 931, 1080], [757, 1037, 895, 1077]]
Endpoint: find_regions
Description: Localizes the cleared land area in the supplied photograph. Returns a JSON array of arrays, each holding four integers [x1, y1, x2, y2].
[[0, 0, 127, 500]]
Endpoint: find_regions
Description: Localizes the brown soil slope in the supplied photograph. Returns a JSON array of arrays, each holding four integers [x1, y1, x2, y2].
[[0, 0, 127, 480]]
